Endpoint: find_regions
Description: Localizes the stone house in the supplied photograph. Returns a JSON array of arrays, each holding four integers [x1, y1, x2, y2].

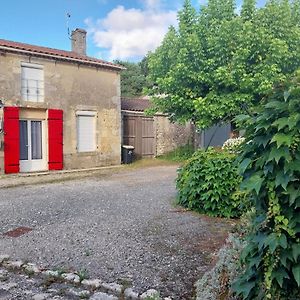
[[121, 97, 195, 158], [0, 29, 123, 174]]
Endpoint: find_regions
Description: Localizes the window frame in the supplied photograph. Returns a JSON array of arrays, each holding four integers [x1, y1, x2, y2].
[[76, 110, 97, 153], [21, 62, 44, 103]]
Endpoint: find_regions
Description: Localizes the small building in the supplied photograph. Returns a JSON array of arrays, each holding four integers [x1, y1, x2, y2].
[[0, 29, 123, 174], [121, 97, 195, 158]]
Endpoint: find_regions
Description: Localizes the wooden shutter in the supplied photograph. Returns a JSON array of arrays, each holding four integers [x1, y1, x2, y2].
[[48, 109, 63, 170], [4, 107, 20, 174]]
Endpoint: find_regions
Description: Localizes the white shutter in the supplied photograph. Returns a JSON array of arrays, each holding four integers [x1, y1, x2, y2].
[[77, 114, 96, 152], [21, 63, 44, 102]]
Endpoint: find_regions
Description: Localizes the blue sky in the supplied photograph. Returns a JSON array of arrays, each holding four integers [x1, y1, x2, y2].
[[0, 0, 263, 62]]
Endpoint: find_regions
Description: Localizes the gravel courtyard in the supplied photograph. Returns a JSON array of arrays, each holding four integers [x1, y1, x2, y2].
[[0, 165, 234, 299]]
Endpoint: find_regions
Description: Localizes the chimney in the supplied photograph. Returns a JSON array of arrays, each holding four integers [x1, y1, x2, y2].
[[71, 28, 87, 56]]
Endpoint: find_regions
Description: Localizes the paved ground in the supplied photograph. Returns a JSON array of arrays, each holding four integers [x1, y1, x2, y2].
[[0, 165, 235, 299]]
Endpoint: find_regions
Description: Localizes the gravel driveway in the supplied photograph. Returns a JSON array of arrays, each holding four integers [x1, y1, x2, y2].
[[0, 165, 234, 299]]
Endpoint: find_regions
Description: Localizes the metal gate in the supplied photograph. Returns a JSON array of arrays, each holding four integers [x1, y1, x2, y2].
[[123, 115, 155, 158]]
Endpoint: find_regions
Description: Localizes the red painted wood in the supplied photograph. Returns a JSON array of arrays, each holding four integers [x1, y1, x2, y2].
[[48, 109, 63, 170], [4, 107, 20, 174]]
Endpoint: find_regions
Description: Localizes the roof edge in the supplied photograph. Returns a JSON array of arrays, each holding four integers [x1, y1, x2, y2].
[[0, 44, 125, 71]]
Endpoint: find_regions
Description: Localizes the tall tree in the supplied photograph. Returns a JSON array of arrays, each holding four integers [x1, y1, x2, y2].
[[115, 60, 147, 97], [147, 0, 300, 128], [241, 0, 256, 20]]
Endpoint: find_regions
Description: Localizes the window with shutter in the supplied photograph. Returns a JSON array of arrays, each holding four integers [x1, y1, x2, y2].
[[21, 63, 44, 102], [76, 111, 97, 152]]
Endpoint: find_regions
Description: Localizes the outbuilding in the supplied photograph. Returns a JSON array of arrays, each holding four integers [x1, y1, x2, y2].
[[121, 97, 195, 158]]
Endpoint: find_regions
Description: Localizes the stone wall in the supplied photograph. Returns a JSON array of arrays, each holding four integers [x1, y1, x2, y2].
[[154, 115, 195, 156], [0, 51, 121, 173]]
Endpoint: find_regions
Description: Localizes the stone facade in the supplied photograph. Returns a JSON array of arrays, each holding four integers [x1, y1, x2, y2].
[[0, 39, 122, 174], [155, 115, 194, 156]]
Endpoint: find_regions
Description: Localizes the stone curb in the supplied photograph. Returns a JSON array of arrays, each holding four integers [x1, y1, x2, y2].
[[0, 254, 172, 300]]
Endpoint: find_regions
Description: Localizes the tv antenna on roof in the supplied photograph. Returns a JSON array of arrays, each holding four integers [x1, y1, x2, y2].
[[66, 12, 72, 39]]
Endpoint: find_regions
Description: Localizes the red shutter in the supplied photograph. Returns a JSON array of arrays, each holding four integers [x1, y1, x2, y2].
[[48, 109, 63, 170], [4, 107, 20, 174]]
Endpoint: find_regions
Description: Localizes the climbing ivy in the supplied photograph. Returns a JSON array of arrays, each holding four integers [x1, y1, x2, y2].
[[233, 74, 300, 299]]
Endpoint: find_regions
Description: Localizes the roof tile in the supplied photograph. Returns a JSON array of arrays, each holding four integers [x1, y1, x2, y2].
[[0, 38, 123, 71], [121, 97, 151, 112]]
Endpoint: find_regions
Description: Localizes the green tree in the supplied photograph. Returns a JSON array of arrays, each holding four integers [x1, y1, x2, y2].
[[241, 0, 256, 21], [114, 60, 147, 97], [147, 0, 300, 128]]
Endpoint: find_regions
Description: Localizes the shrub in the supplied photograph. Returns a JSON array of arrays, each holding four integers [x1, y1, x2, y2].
[[233, 75, 300, 299], [222, 137, 246, 154], [176, 148, 248, 218]]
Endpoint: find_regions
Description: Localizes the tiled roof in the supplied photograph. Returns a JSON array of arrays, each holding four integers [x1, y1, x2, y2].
[[0, 39, 124, 71], [121, 97, 151, 112]]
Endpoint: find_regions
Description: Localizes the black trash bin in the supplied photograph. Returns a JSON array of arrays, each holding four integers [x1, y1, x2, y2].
[[121, 145, 135, 164]]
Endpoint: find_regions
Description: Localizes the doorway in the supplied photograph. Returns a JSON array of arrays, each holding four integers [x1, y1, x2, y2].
[[19, 120, 47, 172]]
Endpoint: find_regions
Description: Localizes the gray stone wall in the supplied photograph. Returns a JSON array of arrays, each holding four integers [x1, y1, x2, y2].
[[154, 115, 194, 156], [0, 51, 121, 173]]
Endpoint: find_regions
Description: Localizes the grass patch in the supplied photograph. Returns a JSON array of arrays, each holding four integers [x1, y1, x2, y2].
[[126, 158, 180, 169], [157, 144, 195, 162]]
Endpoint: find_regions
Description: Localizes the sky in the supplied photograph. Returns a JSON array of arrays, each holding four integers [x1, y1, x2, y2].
[[0, 0, 263, 63]]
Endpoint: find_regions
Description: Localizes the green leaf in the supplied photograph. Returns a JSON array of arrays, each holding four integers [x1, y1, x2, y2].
[[284, 90, 290, 102], [265, 101, 286, 110], [286, 185, 300, 205], [287, 114, 300, 130], [292, 264, 300, 286], [265, 233, 279, 253], [292, 243, 300, 261], [271, 267, 289, 287], [272, 117, 289, 130], [275, 171, 290, 190], [232, 280, 256, 298], [241, 174, 264, 194], [239, 158, 252, 174], [271, 133, 293, 148], [268, 147, 291, 163], [280, 249, 294, 267], [278, 233, 287, 249], [285, 160, 300, 172]]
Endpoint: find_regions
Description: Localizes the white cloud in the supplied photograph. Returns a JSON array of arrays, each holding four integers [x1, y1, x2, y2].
[[85, 5, 177, 61], [142, 0, 161, 9]]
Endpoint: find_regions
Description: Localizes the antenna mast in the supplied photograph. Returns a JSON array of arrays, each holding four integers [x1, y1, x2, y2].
[[66, 13, 72, 39]]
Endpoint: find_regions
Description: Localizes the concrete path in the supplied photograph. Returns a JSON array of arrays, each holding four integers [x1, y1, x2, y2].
[[0, 165, 234, 299]]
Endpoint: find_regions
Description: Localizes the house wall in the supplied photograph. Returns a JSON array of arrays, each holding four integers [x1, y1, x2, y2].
[[0, 108, 3, 173], [0, 51, 121, 173], [154, 115, 194, 156]]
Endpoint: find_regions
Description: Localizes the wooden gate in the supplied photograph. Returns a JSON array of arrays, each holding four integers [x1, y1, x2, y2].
[[123, 115, 155, 158]]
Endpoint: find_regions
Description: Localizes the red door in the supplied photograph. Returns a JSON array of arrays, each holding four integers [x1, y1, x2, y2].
[[4, 107, 20, 174], [48, 109, 63, 170]]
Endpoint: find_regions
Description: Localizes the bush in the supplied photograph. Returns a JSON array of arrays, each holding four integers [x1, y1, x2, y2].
[[176, 148, 248, 218], [233, 75, 300, 299]]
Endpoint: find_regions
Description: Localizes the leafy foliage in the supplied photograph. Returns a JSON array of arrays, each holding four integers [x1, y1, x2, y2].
[[176, 148, 248, 218], [114, 60, 148, 97], [233, 74, 300, 299], [147, 0, 300, 128]]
